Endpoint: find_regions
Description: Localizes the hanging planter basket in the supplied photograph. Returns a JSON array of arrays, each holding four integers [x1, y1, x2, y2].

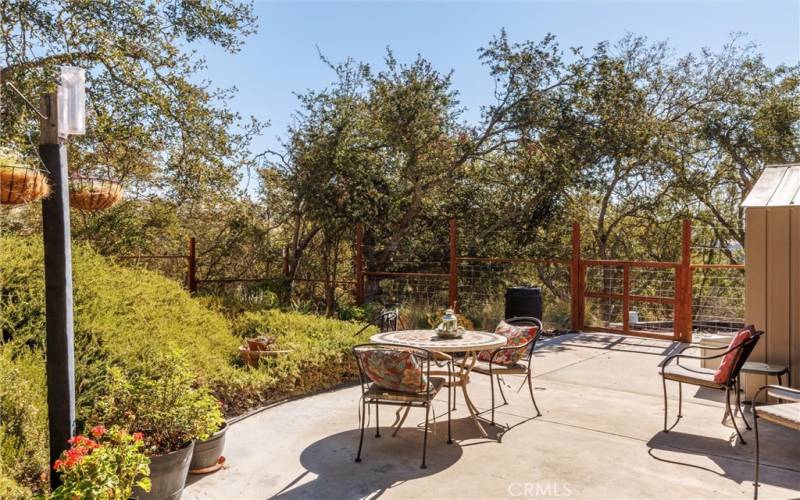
[[69, 176, 123, 211], [0, 149, 50, 205]]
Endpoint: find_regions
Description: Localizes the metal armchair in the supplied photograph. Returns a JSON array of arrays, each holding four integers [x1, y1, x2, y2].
[[352, 343, 452, 469], [465, 317, 544, 426], [353, 306, 401, 337], [752, 384, 800, 499], [660, 330, 763, 443]]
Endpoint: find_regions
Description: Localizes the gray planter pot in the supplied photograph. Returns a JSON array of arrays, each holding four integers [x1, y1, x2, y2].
[[133, 441, 194, 500], [190, 422, 228, 472]]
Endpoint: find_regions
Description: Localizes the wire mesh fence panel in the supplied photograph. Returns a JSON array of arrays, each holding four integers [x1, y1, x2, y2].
[[364, 275, 450, 328], [690, 222, 745, 334], [628, 266, 677, 334], [584, 296, 623, 331], [629, 267, 676, 299], [458, 259, 571, 330], [585, 265, 624, 295], [691, 266, 746, 334], [292, 279, 357, 311], [629, 300, 675, 335]]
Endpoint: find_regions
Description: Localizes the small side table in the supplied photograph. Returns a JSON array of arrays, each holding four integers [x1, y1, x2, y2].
[[741, 362, 791, 387], [741, 362, 792, 404]]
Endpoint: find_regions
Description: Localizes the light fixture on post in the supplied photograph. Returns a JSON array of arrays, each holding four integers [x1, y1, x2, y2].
[[2, 66, 87, 489], [38, 65, 86, 490], [57, 66, 86, 137]]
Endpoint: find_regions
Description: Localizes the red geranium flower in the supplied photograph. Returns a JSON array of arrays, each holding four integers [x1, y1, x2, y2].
[[90, 425, 107, 438]]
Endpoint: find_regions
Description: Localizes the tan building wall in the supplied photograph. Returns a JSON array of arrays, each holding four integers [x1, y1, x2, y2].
[[743, 206, 800, 398]]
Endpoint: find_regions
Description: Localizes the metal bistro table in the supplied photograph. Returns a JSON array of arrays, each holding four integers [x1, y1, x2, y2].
[[370, 329, 507, 437]]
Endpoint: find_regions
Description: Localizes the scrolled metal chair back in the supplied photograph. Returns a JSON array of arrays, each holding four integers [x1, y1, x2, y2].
[[352, 343, 434, 397], [504, 316, 544, 365]]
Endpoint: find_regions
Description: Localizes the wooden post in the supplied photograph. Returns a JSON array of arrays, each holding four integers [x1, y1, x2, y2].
[[187, 236, 197, 293], [622, 264, 630, 334], [681, 219, 692, 342], [282, 246, 289, 276], [449, 218, 458, 311], [355, 223, 365, 305], [570, 222, 582, 332], [39, 91, 75, 489]]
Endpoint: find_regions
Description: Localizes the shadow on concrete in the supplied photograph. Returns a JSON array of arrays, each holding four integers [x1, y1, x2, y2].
[[271, 426, 464, 499], [646, 429, 800, 492], [538, 332, 683, 357]]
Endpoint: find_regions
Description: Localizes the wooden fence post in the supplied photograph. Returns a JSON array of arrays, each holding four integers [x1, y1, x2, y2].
[[355, 223, 365, 305], [449, 218, 458, 311], [570, 222, 583, 332], [622, 263, 630, 334], [187, 236, 197, 293], [681, 219, 693, 342]]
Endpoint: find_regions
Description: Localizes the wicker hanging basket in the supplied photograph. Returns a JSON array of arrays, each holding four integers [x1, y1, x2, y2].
[[69, 176, 123, 211], [0, 148, 50, 205]]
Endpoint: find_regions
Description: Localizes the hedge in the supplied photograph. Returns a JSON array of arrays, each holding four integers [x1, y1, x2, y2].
[[0, 236, 373, 496]]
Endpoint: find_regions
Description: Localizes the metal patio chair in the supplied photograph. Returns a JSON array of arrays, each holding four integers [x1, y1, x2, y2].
[[352, 343, 452, 469], [463, 316, 544, 426], [660, 328, 763, 443], [752, 384, 800, 499], [353, 306, 401, 337]]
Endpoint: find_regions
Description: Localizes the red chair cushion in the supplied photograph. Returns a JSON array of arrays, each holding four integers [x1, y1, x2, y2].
[[359, 349, 427, 393], [477, 321, 539, 366], [713, 325, 756, 384]]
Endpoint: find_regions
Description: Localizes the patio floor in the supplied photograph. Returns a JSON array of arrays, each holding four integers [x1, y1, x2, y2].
[[185, 333, 800, 499]]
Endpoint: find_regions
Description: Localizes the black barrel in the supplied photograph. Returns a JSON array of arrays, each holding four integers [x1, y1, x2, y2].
[[505, 286, 542, 320]]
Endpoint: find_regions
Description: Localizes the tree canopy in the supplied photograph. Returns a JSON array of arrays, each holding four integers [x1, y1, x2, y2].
[[2, 7, 798, 313]]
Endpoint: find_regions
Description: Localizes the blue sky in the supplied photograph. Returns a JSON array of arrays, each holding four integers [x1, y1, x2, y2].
[[198, 0, 800, 156]]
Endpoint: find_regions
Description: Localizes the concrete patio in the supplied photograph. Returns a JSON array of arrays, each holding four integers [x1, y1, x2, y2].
[[185, 333, 800, 499]]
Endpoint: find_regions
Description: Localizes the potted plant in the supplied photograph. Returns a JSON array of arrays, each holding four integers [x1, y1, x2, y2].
[[0, 146, 50, 205], [189, 418, 228, 474], [90, 353, 224, 500], [51, 425, 150, 500], [238, 334, 292, 367], [68, 175, 123, 210]]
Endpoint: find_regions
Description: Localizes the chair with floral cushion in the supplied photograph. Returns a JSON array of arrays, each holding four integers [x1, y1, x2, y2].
[[752, 384, 800, 499], [462, 316, 544, 426], [352, 343, 452, 469], [660, 325, 763, 444]]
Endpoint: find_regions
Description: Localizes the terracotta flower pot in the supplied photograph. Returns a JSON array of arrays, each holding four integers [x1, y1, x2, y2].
[[133, 441, 194, 500], [238, 345, 292, 367], [69, 176, 123, 210], [189, 422, 228, 473], [246, 337, 273, 351]]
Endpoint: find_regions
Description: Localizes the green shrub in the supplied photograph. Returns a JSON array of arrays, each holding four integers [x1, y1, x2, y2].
[[0, 475, 33, 500], [0, 350, 48, 494], [89, 353, 224, 455], [0, 236, 266, 414], [0, 236, 375, 496], [197, 285, 280, 317], [232, 309, 375, 397]]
